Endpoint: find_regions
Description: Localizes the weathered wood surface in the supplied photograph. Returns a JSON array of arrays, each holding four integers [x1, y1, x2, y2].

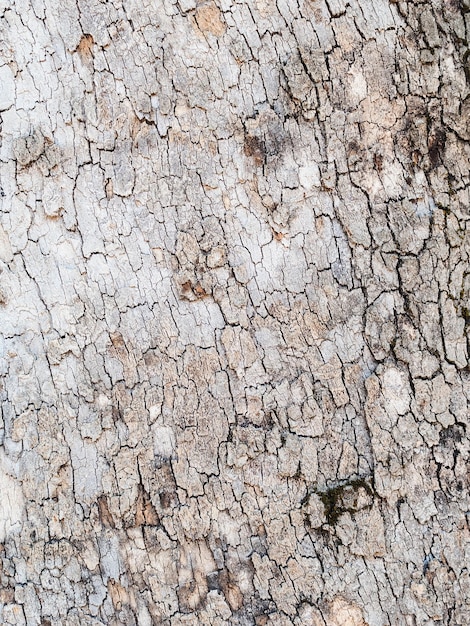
[[0, 0, 469, 624]]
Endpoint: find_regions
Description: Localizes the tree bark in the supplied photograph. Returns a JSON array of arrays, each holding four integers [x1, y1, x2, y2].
[[0, 0, 469, 624]]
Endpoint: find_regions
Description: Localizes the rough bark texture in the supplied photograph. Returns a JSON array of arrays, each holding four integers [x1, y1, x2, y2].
[[1, 0, 470, 624]]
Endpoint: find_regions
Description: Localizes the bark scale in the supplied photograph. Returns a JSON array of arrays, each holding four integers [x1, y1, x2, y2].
[[0, 0, 469, 624]]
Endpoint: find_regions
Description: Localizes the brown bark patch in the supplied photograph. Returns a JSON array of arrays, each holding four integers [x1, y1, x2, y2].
[[244, 135, 266, 166], [134, 485, 160, 526], [0, 587, 14, 603], [98, 495, 116, 528], [328, 597, 369, 625], [218, 569, 244, 611], [107, 579, 129, 610], [195, 2, 226, 37], [76, 34, 94, 60], [177, 571, 208, 613]]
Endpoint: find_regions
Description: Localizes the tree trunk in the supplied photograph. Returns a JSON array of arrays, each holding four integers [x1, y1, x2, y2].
[[1, 0, 469, 624]]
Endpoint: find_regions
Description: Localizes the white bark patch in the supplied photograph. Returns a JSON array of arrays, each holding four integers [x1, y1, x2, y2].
[[0, 65, 15, 111], [348, 69, 368, 104], [0, 450, 24, 542], [153, 425, 176, 460], [67, 432, 102, 502], [299, 163, 321, 189], [381, 366, 410, 416]]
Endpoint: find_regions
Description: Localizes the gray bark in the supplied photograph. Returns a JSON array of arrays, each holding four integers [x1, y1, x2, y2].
[[0, 0, 469, 624]]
